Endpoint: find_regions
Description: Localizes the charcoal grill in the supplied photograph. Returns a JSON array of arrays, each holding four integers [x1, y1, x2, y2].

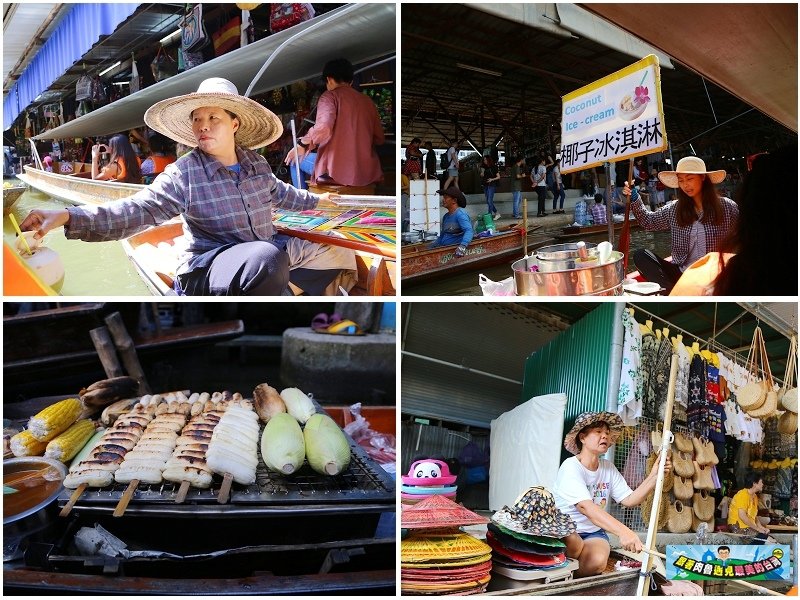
[[8, 404, 398, 593]]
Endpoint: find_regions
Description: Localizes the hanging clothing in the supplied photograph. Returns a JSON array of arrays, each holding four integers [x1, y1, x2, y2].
[[617, 309, 643, 426], [687, 354, 709, 439], [675, 341, 690, 407], [638, 326, 658, 419], [651, 336, 673, 421]]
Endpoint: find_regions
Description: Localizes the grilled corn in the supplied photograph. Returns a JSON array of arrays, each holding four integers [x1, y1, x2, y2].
[[28, 397, 83, 441], [45, 419, 96, 462], [10, 430, 48, 457]]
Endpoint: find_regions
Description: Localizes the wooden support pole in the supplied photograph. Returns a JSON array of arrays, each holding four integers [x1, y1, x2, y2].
[[104, 312, 151, 394], [89, 326, 124, 378]]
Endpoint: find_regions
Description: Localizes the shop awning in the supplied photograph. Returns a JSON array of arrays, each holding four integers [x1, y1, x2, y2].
[[34, 3, 396, 141], [3, 3, 140, 128], [580, 3, 797, 133]]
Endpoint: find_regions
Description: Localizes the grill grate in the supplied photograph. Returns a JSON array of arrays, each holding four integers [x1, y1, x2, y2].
[[57, 408, 395, 515]]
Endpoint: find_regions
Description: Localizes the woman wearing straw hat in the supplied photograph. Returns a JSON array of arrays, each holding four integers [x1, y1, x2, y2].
[[553, 412, 671, 577], [20, 78, 356, 296], [622, 156, 738, 293]]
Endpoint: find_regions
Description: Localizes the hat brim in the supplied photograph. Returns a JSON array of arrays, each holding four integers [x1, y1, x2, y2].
[[563, 411, 623, 455], [657, 169, 726, 189], [144, 92, 283, 150], [491, 508, 575, 539], [401, 474, 458, 486]]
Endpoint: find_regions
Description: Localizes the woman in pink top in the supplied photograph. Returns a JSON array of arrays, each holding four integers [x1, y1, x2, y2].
[[285, 58, 385, 188]]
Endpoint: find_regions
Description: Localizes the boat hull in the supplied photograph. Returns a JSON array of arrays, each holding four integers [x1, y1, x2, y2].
[[556, 221, 639, 241], [3, 183, 26, 214], [401, 227, 547, 284], [16, 166, 143, 206]]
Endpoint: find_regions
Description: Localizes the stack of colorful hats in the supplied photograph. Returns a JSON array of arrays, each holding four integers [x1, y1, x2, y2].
[[401, 459, 458, 506], [488, 486, 578, 581], [401, 494, 492, 595]]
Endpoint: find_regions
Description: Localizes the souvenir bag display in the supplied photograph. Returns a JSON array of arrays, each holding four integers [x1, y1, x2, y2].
[[748, 331, 779, 418], [181, 4, 209, 52], [151, 46, 177, 82], [691, 436, 719, 466], [666, 500, 692, 534], [672, 475, 694, 501], [269, 3, 315, 33], [692, 490, 715, 521], [129, 53, 141, 94], [75, 74, 93, 102], [91, 77, 107, 106], [737, 326, 769, 412], [779, 335, 797, 418], [212, 12, 241, 56]]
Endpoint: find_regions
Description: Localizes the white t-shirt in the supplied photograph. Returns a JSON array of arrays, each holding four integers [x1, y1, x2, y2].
[[553, 456, 633, 533]]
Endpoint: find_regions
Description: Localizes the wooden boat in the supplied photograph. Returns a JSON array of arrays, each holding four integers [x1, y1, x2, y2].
[[400, 225, 547, 284], [3, 180, 27, 214], [556, 219, 640, 241], [121, 215, 396, 297], [15, 164, 143, 206]]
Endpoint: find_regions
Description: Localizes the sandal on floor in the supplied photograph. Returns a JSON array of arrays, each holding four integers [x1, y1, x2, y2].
[[315, 319, 364, 335], [311, 312, 342, 331]]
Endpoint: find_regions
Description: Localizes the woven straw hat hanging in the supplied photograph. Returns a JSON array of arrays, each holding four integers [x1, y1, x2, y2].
[[738, 326, 768, 411], [667, 500, 693, 533]]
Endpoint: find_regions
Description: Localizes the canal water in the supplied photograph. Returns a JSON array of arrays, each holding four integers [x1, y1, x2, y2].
[[402, 227, 673, 296], [4, 188, 151, 295]]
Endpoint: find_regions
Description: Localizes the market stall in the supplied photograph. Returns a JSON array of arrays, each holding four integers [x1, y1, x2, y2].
[[400, 301, 797, 596], [4, 301, 396, 595]]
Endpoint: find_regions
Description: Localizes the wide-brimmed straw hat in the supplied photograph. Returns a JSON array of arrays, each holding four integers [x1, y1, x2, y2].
[[563, 411, 623, 455], [491, 486, 576, 539], [657, 156, 726, 189], [144, 78, 283, 150]]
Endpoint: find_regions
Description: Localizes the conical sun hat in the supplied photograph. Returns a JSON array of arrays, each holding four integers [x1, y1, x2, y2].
[[657, 156, 726, 189], [491, 486, 576, 539], [144, 78, 283, 150], [401, 493, 489, 530], [401, 491, 457, 502], [402, 562, 493, 578], [563, 411, 623, 455], [401, 531, 491, 564]]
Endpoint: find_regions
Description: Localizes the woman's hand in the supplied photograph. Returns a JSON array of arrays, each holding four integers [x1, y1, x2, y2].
[[621, 180, 640, 203], [316, 192, 341, 207], [19, 209, 70, 240], [648, 451, 672, 478], [619, 527, 643, 552], [284, 145, 306, 166], [91, 144, 107, 159]]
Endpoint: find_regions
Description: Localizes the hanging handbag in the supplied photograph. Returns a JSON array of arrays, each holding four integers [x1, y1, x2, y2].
[[212, 14, 241, 56], [779, 336, 797, 414], [667, 500, 692, 534], [778, 411, 797, 435], [692, 490, 715, 521], [76, 74, 93, 101], [646, 451, 673, 492], [749, 335, 779, 418], [640, 491, 669, 530], [692, 436, 718, 466], [673, 476, 694, 501], [738, 326, 768, 411], [674, 431, 694, 453], [181, 4, 209, 52], [151, 46, 178, 82], [672, 450, 695, 478], [692, 461, 714, 490]]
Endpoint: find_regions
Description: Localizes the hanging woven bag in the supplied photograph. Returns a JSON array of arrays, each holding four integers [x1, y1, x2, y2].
[[674, 431, 694, 453], [667, 500, 692, 534], [692, 490, 715, 521], [673, 476, 695, 501], [738, 327, 768, 410], [779, 336, 797, 414], [672, 450, 695, 478]]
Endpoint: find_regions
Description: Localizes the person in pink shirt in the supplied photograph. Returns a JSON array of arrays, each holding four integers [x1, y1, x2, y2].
[[284, 58, 385, 188]]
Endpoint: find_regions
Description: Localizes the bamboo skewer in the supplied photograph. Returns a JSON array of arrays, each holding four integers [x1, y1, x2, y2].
[[217, 472, 234, 504], [175, 480, 190, 504], [640, 549, 784, 597], [59, 484, 86, 517], [113, 479, 138, 517]]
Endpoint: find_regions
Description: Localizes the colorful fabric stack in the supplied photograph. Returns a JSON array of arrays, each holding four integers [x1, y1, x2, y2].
[[401, 459, 458, 505], [401, 494, 492, 595], [488, 486, 577, 579]]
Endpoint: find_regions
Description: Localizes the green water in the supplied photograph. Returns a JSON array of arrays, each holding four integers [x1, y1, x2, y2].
[[4, 188, 152, 295]]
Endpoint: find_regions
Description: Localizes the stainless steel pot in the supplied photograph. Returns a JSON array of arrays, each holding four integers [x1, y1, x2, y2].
[[4, 456, 67, 561], [534, 242, 599, 272], [512, 250, 625, 296]]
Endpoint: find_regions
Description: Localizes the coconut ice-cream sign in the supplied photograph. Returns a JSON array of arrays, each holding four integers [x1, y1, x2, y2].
[[560, 54, 667, 174]]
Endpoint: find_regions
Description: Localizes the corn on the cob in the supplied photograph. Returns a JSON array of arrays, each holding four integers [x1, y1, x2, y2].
[[44, 419, 96, 463], [28, 398, 83, 442], [10, 430, 47, 457]]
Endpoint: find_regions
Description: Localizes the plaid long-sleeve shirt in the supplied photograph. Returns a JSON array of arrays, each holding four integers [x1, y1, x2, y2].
[[65, 146, 318, 274], [629, 195, 738, 268]]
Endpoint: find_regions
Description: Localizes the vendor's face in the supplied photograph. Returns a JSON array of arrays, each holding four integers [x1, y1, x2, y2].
[[676, 173, 705, 198], [579, 424, 611, 453], [191, 106, 239, 156], [440, 194, 455, 209]]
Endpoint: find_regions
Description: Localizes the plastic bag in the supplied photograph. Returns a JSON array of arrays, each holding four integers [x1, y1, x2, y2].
[[478, 273, 515, 296], [343, 402, 396, 467]]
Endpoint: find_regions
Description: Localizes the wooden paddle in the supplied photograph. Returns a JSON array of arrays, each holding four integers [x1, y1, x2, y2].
[[113, 479, 138, 517], [59, 483, 86, 517], [618, 160, 635, 272]]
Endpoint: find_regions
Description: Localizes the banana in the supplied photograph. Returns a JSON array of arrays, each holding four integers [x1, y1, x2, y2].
[[83, 376, 139, 393]]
